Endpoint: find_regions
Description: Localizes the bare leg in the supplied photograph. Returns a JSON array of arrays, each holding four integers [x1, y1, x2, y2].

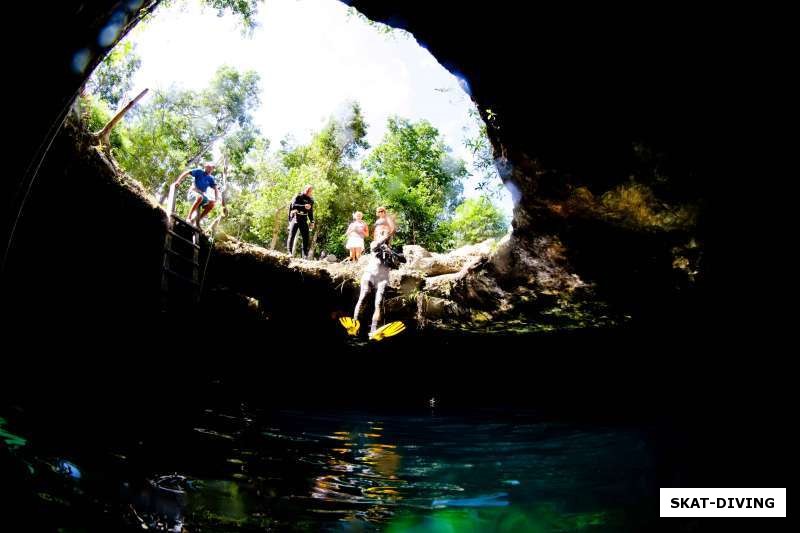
[[355, 248, 362, 261], [187, 196, 203, 222], [353, 277, 371, 322], [196, 201, 216, 225], [371, 279, 388, 335]]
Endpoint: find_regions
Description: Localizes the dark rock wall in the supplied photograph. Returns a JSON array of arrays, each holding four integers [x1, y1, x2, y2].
[[3, 1, 711, 328], [348, 2, 714, 324], [4, 1, 156, 259], [0, 4, 791, 497], [3, 118, 168, 338]]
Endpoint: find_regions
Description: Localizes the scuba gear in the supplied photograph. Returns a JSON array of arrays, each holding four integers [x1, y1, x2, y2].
[[287, 193, 314, 257], [351, 213, 401, 338], [369, 321, 406, 341], [339, 316, 360, 336], [374, 243, 406, 269], [288, 193, 314, 222]]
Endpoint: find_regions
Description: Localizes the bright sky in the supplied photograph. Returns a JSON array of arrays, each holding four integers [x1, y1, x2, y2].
[[125, 0, 512, 215]]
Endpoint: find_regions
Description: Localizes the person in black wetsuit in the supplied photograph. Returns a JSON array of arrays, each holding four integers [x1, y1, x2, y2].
[[287, 185, 315, 258]]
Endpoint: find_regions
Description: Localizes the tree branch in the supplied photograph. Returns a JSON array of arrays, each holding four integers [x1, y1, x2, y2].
[[95, 88, 149, 146]]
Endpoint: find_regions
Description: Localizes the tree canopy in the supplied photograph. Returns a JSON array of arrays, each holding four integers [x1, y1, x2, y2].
[[86, 41, 141, 109], [363, 117, 465, 251], [449, 196, 509, 247], [80, 24, 510, 257], [112, 65, 261, 196]]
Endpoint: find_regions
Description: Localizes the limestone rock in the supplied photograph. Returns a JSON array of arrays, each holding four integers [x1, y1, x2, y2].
[[402, 245, 431, 264]]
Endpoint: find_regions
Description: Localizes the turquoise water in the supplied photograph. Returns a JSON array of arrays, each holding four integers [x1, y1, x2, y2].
[[1, 403, 656, 531]]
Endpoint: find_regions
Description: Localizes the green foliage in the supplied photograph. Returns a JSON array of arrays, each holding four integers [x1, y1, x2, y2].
[[320, 169, 379, 257], [364, 117, 466, 251], [79, 94, 129, 150], [80, 32, 504, 256], [228, 103, 378, 255], [86, 41, 142, 109], [242, 151, 312, 246], [155, 0, 264, 33], [345, 7, 413, 40], [463, 107, 506, 199], [115, 89, 200, 191], [233, 111, 479, 255], [203, 0, 263, 31], [449, 196, 508, 247], [114, 65, 261, 194], [310, 103, 375, 256], [75, 1, 523, 256]]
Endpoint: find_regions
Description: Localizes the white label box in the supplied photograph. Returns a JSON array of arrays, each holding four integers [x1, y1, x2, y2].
[[660, 488, 786, 517]]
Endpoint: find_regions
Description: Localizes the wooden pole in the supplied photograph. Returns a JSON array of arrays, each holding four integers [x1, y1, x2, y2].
[[96, 88, 149, 146]]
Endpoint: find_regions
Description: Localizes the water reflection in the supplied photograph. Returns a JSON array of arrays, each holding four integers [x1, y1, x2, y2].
[[2, 406, 655, 531], [119, 410, 647, 531], [309, 422, 406, 526]]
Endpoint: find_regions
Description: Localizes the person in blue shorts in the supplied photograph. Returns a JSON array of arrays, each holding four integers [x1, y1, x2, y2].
[[172, 162, 227, 226]]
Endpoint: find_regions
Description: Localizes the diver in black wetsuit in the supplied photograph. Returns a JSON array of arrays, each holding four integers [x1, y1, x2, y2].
[[287, 185, 315, 258]]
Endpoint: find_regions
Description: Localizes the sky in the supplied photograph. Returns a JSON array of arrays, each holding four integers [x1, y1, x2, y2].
[[124, 0, 512, 215]]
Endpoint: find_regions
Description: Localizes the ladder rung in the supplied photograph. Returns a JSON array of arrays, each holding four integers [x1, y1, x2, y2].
[[164, 248, 200, 267], [171, 214, 202, 232], [166, 229, 200, 249], [163, 268, 200, 286]]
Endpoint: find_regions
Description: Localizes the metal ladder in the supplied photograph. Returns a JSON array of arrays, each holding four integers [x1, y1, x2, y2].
[[160, 183, 203, 311]]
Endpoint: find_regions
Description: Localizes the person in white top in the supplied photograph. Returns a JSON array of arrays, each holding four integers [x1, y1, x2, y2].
[[344, 211, 369, 262]]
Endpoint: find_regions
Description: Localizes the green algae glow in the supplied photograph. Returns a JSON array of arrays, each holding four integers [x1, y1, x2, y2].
[[0, 416, 27, 449], [386, 506, 610, 533]]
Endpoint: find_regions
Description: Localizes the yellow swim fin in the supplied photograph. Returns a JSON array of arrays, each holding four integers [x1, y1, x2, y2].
[[369, 321, 406, 341], [339, 316, 360, 336]]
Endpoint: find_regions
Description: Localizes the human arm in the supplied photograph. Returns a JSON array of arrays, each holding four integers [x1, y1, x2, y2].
[[172, 170, 192, 188]]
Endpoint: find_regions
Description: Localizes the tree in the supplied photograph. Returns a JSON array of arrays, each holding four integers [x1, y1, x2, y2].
[[199, 0, 263, 32], [463, 107, 506, 199], [363, 117, 466, 251], [449, 196, 509, 247], [153, 1, 265, 33], [305, 102, 371, 257], [230, 103, 374, 256], [239, 140, 312, 249], [215, 134, 267, 240], [194, 65, 261, 165], [86, 41, 142, 109], [79, 93, 130, 152], [114, 65, 261, 197]]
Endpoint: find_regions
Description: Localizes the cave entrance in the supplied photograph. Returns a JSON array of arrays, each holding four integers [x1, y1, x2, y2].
[[79, 0, 512, 262]]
